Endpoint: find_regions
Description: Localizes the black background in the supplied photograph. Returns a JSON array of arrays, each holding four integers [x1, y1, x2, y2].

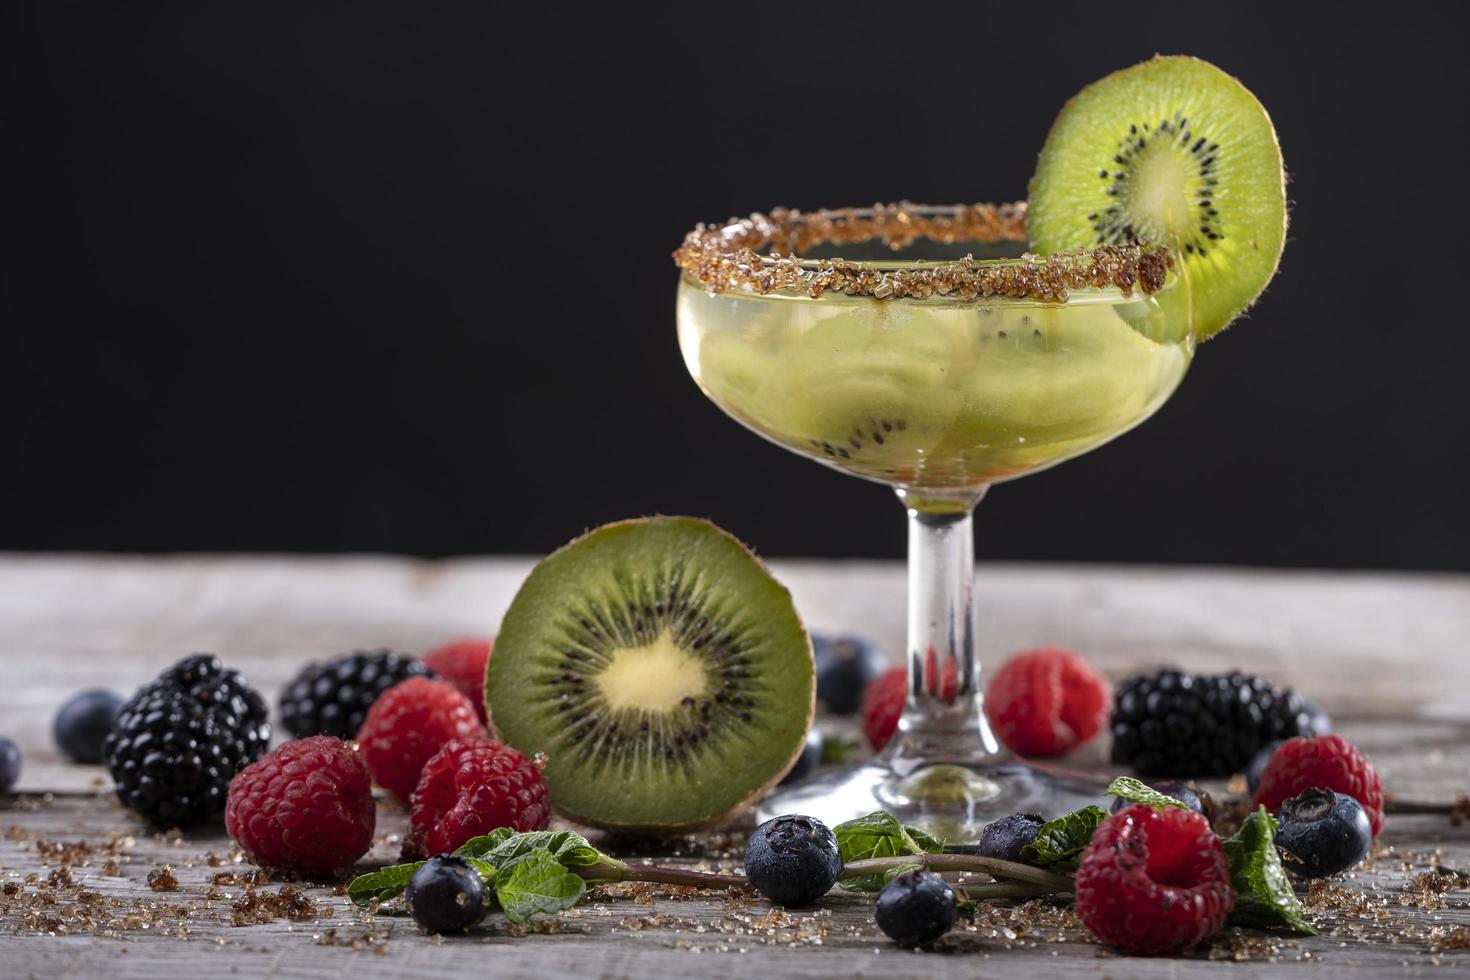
[[4, 3, 1467, 569]]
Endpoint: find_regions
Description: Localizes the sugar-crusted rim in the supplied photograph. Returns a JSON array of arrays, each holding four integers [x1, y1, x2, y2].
[[672, 202, 1173, 303]]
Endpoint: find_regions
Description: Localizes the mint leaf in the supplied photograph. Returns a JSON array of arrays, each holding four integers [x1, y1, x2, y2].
[[1018, 805, 1107, 873], [347, 860, 425, 907], [905, 826, 946, 855], [458, 829, 604, 871], [1105, 776, 1190, 810], [1223, 807, 1316, 935], [834, 811, 936, 891], [454, 826, 516, 856], [834, 811, 916, 861], [494, 848, 587, 923], [464, 857, 499, 883]]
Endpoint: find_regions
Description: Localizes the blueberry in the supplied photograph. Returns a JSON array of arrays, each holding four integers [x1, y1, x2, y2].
[[1286, 692, 1332, 738], [974, 813, 1044, 863], [1245, 740, 1283, 796], [405, 855, 486, 933], [1274, 788, 1372, 878], [0, 737, 19, 793], [875, 868, 956, 946], [1110, 779, 1204, 815], [778, 728, 824, 786], [812, 635, 884, 715], [743, 814, 842, 906], [53, 689, 125, 764]]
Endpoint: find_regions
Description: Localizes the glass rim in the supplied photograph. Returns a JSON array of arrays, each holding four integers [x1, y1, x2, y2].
[[672, 201, 1174, 304]]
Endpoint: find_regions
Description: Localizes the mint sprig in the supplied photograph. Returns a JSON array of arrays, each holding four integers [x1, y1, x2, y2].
[[348, 828, 618, 910], [348, 803, 1315, 938], [1105, 776, 1190, 810], [1223, 806, 1316, 935], [836, 811, 1074, 894], [1018, 805, 1107, 873], [832, 811, 944, 891]]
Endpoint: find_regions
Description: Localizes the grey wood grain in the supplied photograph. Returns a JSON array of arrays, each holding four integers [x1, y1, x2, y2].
[[2, 556, 1468, 977]]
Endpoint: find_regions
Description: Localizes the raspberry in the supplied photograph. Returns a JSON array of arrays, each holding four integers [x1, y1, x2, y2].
[[422, 638, 493, 725], [1075, 803, 1234, 953], [225, 736, 375, 877], [408, 737, 550, 857], [356, 677, 485, 802], [920, 647, 959, 703], [1253, 733, 1384, 837], [861, 667, 906, 752], [983, 647, 1109, 758], [862, 659, 958, 752]]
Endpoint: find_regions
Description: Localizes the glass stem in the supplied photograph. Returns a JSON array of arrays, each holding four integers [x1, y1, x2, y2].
[[884, 489, 1001, 775]]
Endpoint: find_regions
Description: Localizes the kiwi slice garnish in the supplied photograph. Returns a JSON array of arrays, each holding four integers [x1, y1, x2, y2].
[[1028, 55, 1287, 339], [485, 516, 814, 832]]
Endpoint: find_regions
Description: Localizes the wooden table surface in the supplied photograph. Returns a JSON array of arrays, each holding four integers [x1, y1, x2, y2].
[[2, 555, 1469, 978]]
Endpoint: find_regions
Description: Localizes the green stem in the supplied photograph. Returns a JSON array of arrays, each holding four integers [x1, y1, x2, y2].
[[573, 858, 748, 889], [571, 854, 1073, 895], [840, 853, 1075, 892], [960, 881, 1062, 900]]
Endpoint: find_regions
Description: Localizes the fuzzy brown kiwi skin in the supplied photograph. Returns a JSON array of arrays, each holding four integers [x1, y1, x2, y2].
[[484, 515, 816, 834], [1029, 54, 1290, 338]]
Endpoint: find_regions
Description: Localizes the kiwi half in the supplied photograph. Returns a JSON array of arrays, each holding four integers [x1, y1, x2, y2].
[[485, 517, 814, 832], [1028, 55, 1287, 339]]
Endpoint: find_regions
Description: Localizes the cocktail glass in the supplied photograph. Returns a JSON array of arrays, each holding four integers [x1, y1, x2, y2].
[[674, 203, 1194, 837]]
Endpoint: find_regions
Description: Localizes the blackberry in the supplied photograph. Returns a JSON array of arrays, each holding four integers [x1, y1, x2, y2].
[[104, 655, 271, 828], [278, 649, 430, 739], [1109, 669, 1328, 777]]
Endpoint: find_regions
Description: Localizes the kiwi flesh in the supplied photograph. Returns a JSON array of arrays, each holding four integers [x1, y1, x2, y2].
[[696, 298, 1183, 488], [1027, 55, 1287, 339], [754, 311, 962, 463], [485, 517, 814, 832]]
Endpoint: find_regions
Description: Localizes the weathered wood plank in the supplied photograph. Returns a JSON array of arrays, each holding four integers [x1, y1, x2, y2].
[[1, 556, 1468, 977], [3, 776, 1468, 978], [2, 556, 1467, 794]]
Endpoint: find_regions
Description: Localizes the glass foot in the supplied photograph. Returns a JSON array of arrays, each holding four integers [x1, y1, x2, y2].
[[757, 760, 1108, 842]]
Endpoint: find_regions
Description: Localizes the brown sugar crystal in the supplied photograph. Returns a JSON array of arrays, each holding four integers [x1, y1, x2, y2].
[[673, 202, 1173, 303], [146, 866, 179, 892]]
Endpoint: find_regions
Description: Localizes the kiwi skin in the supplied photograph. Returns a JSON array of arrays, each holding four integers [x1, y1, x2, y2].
[[1028, 55, 1288, 339], [484, 516, 815, 833]]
